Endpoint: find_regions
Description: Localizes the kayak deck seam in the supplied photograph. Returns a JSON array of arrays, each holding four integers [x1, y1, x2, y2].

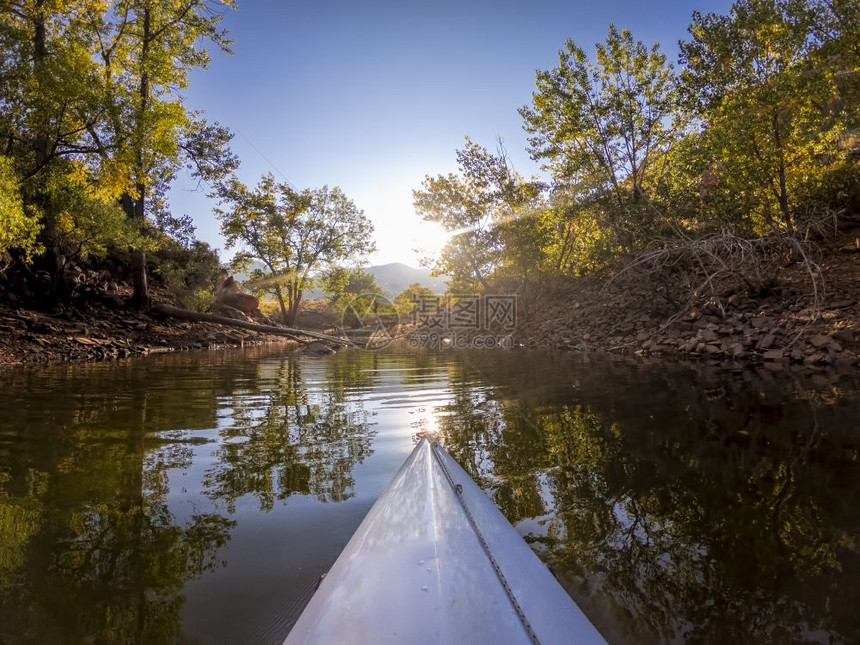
[[429, 440, 541, 645]]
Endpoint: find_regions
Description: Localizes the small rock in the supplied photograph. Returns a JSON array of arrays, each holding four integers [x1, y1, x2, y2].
[[803, 352, 825, 365], [728, 343, 745, 357], [762, 349, 785, 361], [750, 317, 768, 329], [758, 334, 775, 350], [101, 294, 125, 309], [810, 375, 829, 388], [809, 334, 831, 349], [832, 329, 854, 345], [701, 329, 719, 343], [303, 341, 336, 356]]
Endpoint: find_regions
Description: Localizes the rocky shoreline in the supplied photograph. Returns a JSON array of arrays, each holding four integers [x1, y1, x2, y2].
[[518, 244, 860, 371], [0, 298, 295, 367]]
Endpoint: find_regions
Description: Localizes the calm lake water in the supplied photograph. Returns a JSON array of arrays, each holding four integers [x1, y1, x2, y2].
[[1, 345, 859, 644]]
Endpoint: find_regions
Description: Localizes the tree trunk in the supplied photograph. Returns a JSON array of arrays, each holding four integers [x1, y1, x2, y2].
[[126, 8, 152, 310], [273, 283, 288, 321], [772, 111, 794, 236], [121, 193, 150, 309], [285, 282, 301, 326], [462, 246, 491, 291], [130, 247, 149, 308]]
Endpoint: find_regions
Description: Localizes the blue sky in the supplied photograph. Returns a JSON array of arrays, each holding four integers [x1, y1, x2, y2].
[[170, 0, 733, 266]]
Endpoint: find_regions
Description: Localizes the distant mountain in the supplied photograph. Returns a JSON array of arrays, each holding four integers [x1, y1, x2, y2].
[[234, 261, 447, 299], [365, 263, 448, 298]]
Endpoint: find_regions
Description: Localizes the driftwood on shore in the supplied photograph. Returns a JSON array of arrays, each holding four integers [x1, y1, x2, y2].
[[150, 303, 353, 347]]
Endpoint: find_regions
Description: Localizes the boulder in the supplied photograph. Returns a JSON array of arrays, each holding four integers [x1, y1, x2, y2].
[[211, 303, 251, 321], [217, 291, 258, 313]]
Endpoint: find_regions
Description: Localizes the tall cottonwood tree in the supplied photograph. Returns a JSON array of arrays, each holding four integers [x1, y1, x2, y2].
[[88, 0, 238, 307], [215, 174, 376, 325], [520, 25, 679, 250], [0, 0, 237, 305], [0, 1, 139, 298]]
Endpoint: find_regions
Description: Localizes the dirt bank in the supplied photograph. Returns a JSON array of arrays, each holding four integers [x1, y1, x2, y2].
[[0, 297, 300, 367], [517, 234, 860, 371], [0, 265, 318, 368]]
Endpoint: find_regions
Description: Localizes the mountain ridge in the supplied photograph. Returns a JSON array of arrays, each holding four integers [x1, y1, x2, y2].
[[235, 261, 448, 298]]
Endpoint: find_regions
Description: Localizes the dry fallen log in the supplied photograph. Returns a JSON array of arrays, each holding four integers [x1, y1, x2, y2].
[[150, 303, 353, 347]]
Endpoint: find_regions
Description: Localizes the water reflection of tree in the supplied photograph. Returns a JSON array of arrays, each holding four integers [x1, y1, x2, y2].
[[0, 355, 240, 643], [204, 354, 378, 512], [435, 354, 860, 643]]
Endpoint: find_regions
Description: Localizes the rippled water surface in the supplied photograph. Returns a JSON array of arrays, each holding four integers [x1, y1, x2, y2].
[[1, 345, 859, 643]]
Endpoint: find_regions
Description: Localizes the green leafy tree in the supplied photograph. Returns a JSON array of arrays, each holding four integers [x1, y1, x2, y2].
[[520, 25, 679, 251], [318, 265, 382, 311], [151, 238, 221, 312], [0, 1, 101, 175], [393, 282, 437, 316], [84, 0, 238, 307], [0, 155, 41, 268], [0, 1, 237, 305], [0, 0, 123, 289], [215, 174, 376, 325], [679, 0, 853, 235], [413, 138, 543, 291]]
